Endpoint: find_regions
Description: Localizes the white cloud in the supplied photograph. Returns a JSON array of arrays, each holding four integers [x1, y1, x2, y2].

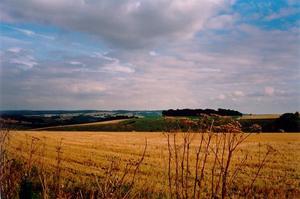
[[205, 14, 236, 29], [91, 52, 135, 73], [91, 52, 118, 62], [103, 65, 135, 74], [7, 47, 22, 53], [265, 7, 299, 21], [68, 61, 82, 65], [264, 86, 275, 96], [9, 26, 55, 40], [15, 27, 35, 36], [149, 51, 158, 56], [67, 83, 106, 94], [9, 55, 37, 69], [233, 91, 245, 97], [198, 67, 221, 73], [127, 1, 141, 12], [218, 94, 226, 100]]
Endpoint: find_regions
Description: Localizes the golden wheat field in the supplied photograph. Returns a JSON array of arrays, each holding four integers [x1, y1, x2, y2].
[[6, 131, 300, 198]]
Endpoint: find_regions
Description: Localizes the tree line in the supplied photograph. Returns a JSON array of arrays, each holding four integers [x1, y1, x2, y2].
[[162, 108, 243, 117]]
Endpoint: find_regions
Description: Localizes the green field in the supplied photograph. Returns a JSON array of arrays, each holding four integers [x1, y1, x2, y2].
[[34, 117, 174, 132]]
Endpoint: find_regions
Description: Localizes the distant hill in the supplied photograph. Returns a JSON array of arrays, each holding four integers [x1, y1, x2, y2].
[[1, 110, 298, 132], [0, 110, 162, 117], [0, 110, 162, 129]]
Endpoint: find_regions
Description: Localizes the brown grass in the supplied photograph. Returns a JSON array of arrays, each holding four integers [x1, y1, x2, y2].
[[2, 129, 299, 198]]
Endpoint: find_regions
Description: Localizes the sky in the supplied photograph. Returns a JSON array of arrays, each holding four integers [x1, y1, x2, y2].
[[0, 0, 299, 113]]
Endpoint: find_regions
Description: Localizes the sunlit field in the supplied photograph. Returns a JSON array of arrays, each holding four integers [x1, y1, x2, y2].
[[5, 131, 300, 198]]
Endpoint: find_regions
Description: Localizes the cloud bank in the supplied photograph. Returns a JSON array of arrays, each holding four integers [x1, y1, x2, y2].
[[0, 0, 233, 48], [0, 0, 299, 113]]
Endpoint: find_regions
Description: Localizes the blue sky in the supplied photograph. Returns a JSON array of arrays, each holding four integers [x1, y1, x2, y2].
[[0, 0, 299, 113]]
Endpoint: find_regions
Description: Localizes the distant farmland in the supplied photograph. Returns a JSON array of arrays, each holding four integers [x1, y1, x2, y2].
[[32, 115, 298, 133], [32, 117, 169, 132]]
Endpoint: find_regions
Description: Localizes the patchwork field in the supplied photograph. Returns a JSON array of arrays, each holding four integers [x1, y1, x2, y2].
[[32, 119, 129, 130], [6, 131, 300, 198]]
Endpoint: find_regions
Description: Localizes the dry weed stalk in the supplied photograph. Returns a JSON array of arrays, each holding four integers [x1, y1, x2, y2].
[[26, 136, 41, 174], [0, 124, 12, 199], [164, 115, 274, 199], [95, 138, 148, 199], [0, 125, 10, 178], [55, 138, 64, 198], [38, 136, 49, 199]]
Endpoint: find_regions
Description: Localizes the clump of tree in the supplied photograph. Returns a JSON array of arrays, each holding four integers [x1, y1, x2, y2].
[[162, 108, 242, 117], [240, 112, 300, 132], [275, 112, 299, 132]]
